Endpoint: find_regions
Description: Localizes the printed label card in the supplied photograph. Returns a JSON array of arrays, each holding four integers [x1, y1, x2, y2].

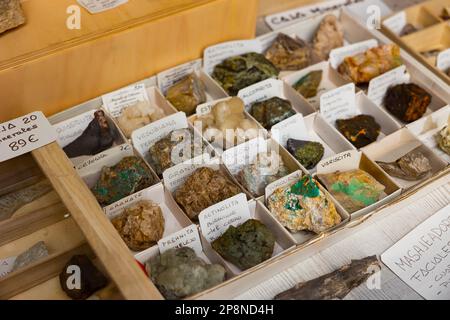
[[158, 225, 203, 256], [320, 83, 357, 124], [329, 39, 378, 69], [157, 59, 203, 94], [237, 79, 285, 108], [77, 0, 128, 14], [102, 83, 149, 118], [316, 150, 361, 175]]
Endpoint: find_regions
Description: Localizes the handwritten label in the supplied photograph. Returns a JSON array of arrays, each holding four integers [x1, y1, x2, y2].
[[381, 204, 450, 300], [157, 59, 202, 94], [196, 98, 231, 116], [265, 170, 303, 201], [158, 225, 203, 256], [0, 112, 57, 162], [382, 11, 407, 35], [271, 114, 308, 147], [320, 83, 356, 124], [237, 79, 284, 108], [203, 40, 262, 75], [316, 149, 361, 175], [0, 257, 16, 279], [77, 0, 128, 14], [102, 83, 149, 118], [199, 193, 251, 243], [329, 39, 378, 69], [132, 112, 188, 159], [75, 143, 132, 172], [54, 110, 95, 148], [221, 137, 267, 175], [103, 185, 152, 219], [437, 49, 450, 72], [368, 65, 409, 106]]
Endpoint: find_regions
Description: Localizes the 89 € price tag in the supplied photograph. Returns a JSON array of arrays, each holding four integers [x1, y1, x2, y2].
[[0, 111, 57, 162]]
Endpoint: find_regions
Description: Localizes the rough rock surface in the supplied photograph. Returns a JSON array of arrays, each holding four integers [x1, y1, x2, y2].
[[116, 101, 165, 138], [166, 74, 206, 116], [0, 0, 25, 34], [249, 97, 296, 130], [312, 15, 344, 60], [286, 139, 324, 169], [377, 150, 432, 181], [437, 123, 450, 155], [11, 241, 49, 272], [293, 70, 323, 99], [336, 114, 381, 148]]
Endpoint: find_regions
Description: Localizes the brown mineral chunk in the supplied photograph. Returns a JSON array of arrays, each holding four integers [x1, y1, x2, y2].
[[166, 74, 207, 116], [399, 23, 418, 36], [174, 167, 241, 220], [0, 0, 25, 34], [111, 200, 165, 251], [336, 114, 381, 148], [312, 15, 344, 60], [377, 150, 432, 181]]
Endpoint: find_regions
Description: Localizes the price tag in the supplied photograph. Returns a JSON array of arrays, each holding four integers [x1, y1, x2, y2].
[[237, 79, 285, 108], [382, 11, 407, 35], [329, 39, 378, 69], [0, 256, 16, 279], [316, 150, 361, 175], [158, 225, 203, 256], [0, 112, 57, 162], [271, 114, 308, 147], [102, 83, 149, 118], [320, 83, 357, 124], [437, 49, 450, 72], [77, 0, 128, 14], [381, 204, 450, 300], [157, 59, 202, 94], [367, 65, 409, 106], [198, 193, 251, 243]]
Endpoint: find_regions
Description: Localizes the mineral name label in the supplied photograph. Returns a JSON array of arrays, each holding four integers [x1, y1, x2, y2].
[[158, 224, 203, 255]]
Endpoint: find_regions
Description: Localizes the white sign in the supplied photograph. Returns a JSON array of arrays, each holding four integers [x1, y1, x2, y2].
[[75, 143, 132, 172], [54, 110, 95, 148], [157, 59, 202, 94], [203, 40, 262, 75], [320, 83, 357, 124], [77, 0, 128, 14], [199, 193, 251, 243], [0, 112, 57, 162], [102, 83, 149, 118], [158, 225, 203, 256], [437, 49, 450, 72], [367, 65, 409, 106], [271, 113, 308, 147], [381, 204, 450, 300], [237, 79, 285, 108], [316, 149, 361, 175], [329, 39, 378, 69], [382, 11, 407, 36], [103, 185, 151, 219], [0, 256, 16, 279], [265, 170, 303, 201], [196, 98, 231, 116]]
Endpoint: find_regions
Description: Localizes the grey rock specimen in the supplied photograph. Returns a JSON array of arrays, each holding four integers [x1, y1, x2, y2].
[[0, 0, 25, 34], [11, 241, 49, 272], [377, 150, 432, 181]]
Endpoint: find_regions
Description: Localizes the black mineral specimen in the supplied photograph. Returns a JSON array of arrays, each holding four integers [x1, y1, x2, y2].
[[336, 115, 381, 148]]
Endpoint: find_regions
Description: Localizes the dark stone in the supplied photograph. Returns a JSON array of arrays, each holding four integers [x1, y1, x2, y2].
[[249, 97, 296, 130], [293, 70, 323, 99], [286, 139, 324, 169], [336, 115, 381, 148]]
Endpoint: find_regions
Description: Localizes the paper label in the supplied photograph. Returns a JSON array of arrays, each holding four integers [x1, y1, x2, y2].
[[221, 137, 267, 175], [367, 65, 409, 106], [271, 114, 308, 147], [77, 0, 128, 14], [102, 83, 149, 118], [203, 40, 262, 75], [103, 185, 153, 219], [320, 83, 357, 124], [54, 110, 96, 148], [237, 79, 285, 108], [382, 11, 407, 35], [329, 39, 378, 69], [0, 112, 57, 162], [437, 49, 450, 72], [0, 256, 16, 279], [132, 112, 188, 159], [163, 157, 220, 193], [196, 98, 231, 116], [381, 204, 450, 300], [75, 143, 132, 172], [157, 59, 202, 94], [198, 193, 251, 243], [265, 170, 303, 201], [376, 140, 422, 163], [316, 150, 361, 175], [158, 225, 203, 256]]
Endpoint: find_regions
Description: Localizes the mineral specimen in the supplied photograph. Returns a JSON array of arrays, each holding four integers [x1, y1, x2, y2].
[[336, 115, 381, 148], [146, 247, 226, 300], [63, 110, 116, 158], [249, 97, 296, 130], [198, 97, 259, 148], [399, 23, 418, 36], [211, 219, 275, 270], [377, 150, 432, 181], [91, 156, 155, 206], [236, 152, 290, 197], [436, 117, 450, 155], [441, 6, 450, 20], [116, 101, 165, 138], [293, 70, 323, 99], [384, 83, 431, 123], [337, 44, 403, 84], [0, 180, 52, 222], [59, 255, 108, 300], [212, 52, 279, 96], [165, 74, 207, 116], [318, 169, 386, 213], [267, 175, 341, 234], [174, 167, 241, 220], [274, 256, 380, 300], [286, 139, 324, 169], [148, 128, 203, 176], [0, 0, 25, 34], [111, 200, 165, 251], [11, 241, 49, 272], [312, 15, 344, 60], [264, 33, 316, 71]]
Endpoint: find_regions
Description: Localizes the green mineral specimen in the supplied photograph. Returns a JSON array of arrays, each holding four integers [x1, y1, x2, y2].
[[293, 70, 323, 99], [91, 156, 155, 206], [211, 219, 275, 270], [146, 247, 226, 300], [212, 52, 279, 96], [249, 97, 296, 130], [286, 139, 324, 169]]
